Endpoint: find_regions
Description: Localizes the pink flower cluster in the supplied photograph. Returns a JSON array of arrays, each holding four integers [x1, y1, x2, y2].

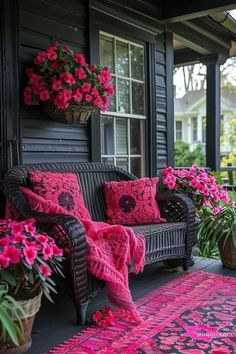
[[0, 219, 63, 298], [92, 306, 116, 327], [160, 164, 230, 213], [24, 42, 114, 112]]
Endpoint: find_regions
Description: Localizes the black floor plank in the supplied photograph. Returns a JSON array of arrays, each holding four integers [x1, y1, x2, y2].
[[28, 258, 236, 354]]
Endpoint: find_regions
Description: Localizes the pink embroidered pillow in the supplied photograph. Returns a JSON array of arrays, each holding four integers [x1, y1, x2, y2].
[[104, 177, 165, 225], [29, 170, 91, 220]]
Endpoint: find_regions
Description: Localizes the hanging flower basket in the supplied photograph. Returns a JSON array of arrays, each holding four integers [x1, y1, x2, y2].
[[43, 103, 92, 124], [23, 42, 115, 121]]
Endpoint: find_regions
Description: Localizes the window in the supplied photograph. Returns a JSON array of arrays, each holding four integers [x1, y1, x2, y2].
[[191, 117, 198, 142], [100, 32, 146, 177], [175, 121, 182, 141]]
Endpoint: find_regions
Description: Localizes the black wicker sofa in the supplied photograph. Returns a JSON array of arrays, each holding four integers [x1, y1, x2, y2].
[[3, 162, 195, 324]]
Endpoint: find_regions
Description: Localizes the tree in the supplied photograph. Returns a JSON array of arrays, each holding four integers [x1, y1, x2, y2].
[[175, 141, 205, 167]]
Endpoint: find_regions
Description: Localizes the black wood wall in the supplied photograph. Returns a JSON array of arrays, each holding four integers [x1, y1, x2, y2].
[[19, 0, 90, 163], [1, 0, 170, 180]]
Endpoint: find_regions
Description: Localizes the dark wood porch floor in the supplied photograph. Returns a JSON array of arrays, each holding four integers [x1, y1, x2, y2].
[[29, 257, 236, 354]]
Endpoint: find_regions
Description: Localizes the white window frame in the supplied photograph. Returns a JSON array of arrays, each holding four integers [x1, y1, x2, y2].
[[100, 32, 146, 176]]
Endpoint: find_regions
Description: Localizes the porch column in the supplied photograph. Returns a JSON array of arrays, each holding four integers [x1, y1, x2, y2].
[[0, 0, 20, 217], [204, 55, 223, 170], [0, 0, 20, 173]]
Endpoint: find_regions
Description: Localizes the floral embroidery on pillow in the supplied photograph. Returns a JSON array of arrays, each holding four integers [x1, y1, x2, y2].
[[104, 177, 166, 225], [29, 170, 91, 220]]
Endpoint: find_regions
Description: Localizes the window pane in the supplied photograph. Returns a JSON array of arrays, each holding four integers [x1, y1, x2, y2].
[[131, 45, 144, 81], [116, 157, 128, 171], [116, 118, 128, 155], [131, 157, 141, 177], [130, 119, 141, 154], [175, 121, 182, 141], [108, 76, 116, 112], [132, 82, 145, 115], [191, 117, 198, 141], [102, 157, 114, 164], [101, 116, 114, 155], [117, 79, 130, 113], [100, 35, 114, 73], [116, 41, 129, 77], [202, 117, 206, 143]]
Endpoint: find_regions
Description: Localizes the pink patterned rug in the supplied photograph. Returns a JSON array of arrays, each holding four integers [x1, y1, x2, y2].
[[48, 271, 236, 353]]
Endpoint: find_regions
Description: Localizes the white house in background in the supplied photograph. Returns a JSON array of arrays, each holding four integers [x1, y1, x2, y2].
[[174, 87, 236, 156]]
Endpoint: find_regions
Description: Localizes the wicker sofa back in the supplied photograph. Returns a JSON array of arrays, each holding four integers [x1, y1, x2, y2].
[[3, 162, 195, 325]]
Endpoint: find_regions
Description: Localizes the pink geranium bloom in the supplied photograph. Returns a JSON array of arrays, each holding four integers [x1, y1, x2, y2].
[[73, 89, 82, 103], [2, 245, 21, 264], [23, 247, 37, 265], [81, 83, 91, 92], [39, 264, 52, 277], [60, 72, 76, 86], [94, 96, 102, 107], [0, 235, 10, 247], [51, 79, 63, 91], [75, 68, 87, 80], [24, 222, 36, 235], [0, 254, 10, 269], [92, 310, 103, 323], [35, 234, 49, 244], [11, 234, 26, 244], [52, 244, 63, 256], [47, 46, 58, 61], [39, 89, 50, 101], [85, 94, 92, 102], [34, 51, 47, 65], [11, 222, 24, 234], [43, 244, 54, 261], [91, 87, 99, 97], [74, 53, 86, 66]]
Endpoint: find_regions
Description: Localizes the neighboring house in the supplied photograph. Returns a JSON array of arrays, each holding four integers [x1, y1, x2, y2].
[[174, 87, 236, 156]]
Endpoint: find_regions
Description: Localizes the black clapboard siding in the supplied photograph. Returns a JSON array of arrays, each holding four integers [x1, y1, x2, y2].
[[19, 0, 90, 164], [156, 33, 168, 170], [22, 119, 89, 163]]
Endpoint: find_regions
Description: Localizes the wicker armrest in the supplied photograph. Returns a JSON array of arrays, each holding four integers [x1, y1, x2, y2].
[[157, 192, 196, 258], [156, 192, 195, 223]]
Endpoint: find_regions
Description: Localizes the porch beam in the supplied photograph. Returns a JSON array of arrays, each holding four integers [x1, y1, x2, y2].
[[162, 0, 236, 22], [203, 55, 223, 171]]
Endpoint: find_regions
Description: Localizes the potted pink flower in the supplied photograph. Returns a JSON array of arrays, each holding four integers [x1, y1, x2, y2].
[[0, 218, 63, 353], [23, 43, 115, 123], [158, 164, 230, 214]]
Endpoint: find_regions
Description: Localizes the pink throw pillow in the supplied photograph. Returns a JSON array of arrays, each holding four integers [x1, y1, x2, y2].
[[29, 170, 91, 220], [104, 177, 165, 225]]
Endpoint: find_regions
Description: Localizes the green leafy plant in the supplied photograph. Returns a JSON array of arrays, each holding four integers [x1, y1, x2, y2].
[[197, 205, 236, 258], [0, 283, 25, 346]]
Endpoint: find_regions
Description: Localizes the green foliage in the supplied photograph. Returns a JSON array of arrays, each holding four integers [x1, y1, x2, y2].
[[0, 283, 25, 346], [197, 205, 236, 259], [174, 141, 205, 167]]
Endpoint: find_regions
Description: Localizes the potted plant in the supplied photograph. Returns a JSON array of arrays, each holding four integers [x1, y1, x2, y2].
[[198, 205, 236, 269], [158, 164, 231, 265], [23, 42, 115, 123], [0, 218, 63, 353]]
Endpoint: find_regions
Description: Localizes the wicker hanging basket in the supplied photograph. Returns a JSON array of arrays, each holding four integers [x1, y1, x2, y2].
[[43, 103, 93, 124]]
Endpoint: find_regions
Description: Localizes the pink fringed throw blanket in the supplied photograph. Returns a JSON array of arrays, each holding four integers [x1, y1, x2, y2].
[[81, 220, 145, 322], [5, 191, 145, 322]]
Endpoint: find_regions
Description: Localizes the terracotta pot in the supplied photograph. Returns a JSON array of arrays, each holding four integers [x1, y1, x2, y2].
[[0, 289, 42, 354], [218, 234, 236, 269], [43, 103, 92, 124]]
